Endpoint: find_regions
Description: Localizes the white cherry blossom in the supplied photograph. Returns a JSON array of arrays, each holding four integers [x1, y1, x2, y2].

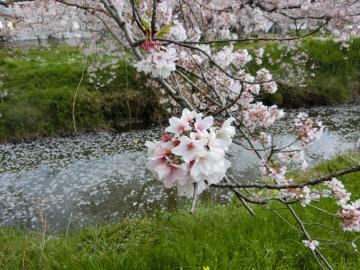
[[171, 135, 207, 162], [165, 116, 191, 134], [134, 47, 177, 79], [194, 115, 214, 133], [181, 108, 199, 123], [302, 240, 320, 251]]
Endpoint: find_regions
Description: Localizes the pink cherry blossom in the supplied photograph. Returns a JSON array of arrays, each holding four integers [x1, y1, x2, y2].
[[171, 135, 207, 162], [338, 200, 360, 232], [294, 113, 324, 144], [324, 178, 351, 206], [147, 110, 235, 198]]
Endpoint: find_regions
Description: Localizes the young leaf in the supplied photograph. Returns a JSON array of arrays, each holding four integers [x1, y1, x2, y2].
[[156, 25, 172, 38], [141, 20, 151, 32]]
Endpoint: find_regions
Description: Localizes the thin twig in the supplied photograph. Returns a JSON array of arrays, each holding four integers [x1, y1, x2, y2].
[[72, 55, 88, 134]]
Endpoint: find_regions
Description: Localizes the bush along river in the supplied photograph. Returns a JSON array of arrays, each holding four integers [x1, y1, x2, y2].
[[0, 102, 359, 231]]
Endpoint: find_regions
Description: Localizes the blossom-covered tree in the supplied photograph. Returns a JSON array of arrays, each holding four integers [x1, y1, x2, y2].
[[2, 0, 360, 268]]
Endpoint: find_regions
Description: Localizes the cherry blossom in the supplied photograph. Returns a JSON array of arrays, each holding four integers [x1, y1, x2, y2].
[[324, 178, 351, 206], [263, 81, 278, 94], [190, 148, 230, 184], [172, 135, 207, 162], [302, 240, 320, 251], [169, 20, 187, 41], [181, 108, 198, 123], [134, 47, 177, 79], [6, 21, 13, 30], [294, 113, 324, 144], [260, 160, 287, 183], [243, 102, 285, 129], [165, 116, 191, 135], [338, 200, 360, 232], [277, 148, 308, 170], [258, 132, 271, 145], [213, 44, 235, 68], [233, 49, 253, 67], [146, 109, 235, 198], [194, 115, 214, 133], [256, 68, 272, 83], [3, 1, 360, 267], [209, 117, 235, 151]]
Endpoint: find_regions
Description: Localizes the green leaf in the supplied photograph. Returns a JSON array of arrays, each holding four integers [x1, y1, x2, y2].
[[141, 20, 151, 31], [156, 25, 172, 38]]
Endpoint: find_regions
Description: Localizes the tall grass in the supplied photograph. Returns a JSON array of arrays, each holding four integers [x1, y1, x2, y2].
[[0, 152, 359, 269]]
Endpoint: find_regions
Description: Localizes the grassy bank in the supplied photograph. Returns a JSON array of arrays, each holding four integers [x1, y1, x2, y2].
[[0, 46, 162, 142], [0, 152, 359, 269], [0, 38, 359, 141], [245, 38, 360, 106]]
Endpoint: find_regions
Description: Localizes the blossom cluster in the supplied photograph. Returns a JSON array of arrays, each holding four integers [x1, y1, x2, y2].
[[338, 200, 360, 232], [243, 103, 284, 129], [324, 178, 360, 232], [260, 160, 320, 206], [285, 184, 320, 207], [294, 113, 324, 144], [134, 47, 177, 79], [277, 147, 308, 170], [0, 21, 13, 31], [146, 109, 235, 198], [324, 178, 351, 206], [261, 163, 359, 231], [213, 45, 252, 68]]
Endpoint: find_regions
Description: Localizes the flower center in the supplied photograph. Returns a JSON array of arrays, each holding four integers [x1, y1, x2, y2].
[[177, 124, 185, 132], [187, 143, 195, 150]]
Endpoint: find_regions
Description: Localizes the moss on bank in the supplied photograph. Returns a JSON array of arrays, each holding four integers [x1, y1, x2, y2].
[[0, 152, 359, 269]]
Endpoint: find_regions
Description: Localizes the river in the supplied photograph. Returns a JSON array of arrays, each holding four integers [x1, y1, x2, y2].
[[0, 103, 359, 231]]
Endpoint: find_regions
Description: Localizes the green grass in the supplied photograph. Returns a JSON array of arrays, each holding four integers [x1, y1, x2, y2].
[[286, 38, 360, 106], [0, 152, 359, 269], [243, 38, 360, 107], [0, 46, 161, 141]]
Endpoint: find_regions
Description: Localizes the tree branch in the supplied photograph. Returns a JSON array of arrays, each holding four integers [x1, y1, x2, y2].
[[212, 165, 360, 190]]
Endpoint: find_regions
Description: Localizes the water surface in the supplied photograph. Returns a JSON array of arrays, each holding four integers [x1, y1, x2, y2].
[[0, 103, 359, 231]]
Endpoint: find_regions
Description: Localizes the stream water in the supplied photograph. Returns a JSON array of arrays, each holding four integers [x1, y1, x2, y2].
[[0, 103, 359, 231]]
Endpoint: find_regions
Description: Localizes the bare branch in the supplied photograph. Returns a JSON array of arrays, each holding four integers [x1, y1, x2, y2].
[[212, 165, 360, 190]]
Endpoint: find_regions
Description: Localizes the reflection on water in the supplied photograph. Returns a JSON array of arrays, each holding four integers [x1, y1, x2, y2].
[[0, 103, 359, 231]]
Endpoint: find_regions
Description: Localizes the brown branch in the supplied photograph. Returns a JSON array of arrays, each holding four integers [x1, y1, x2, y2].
[[150, 0, 157, 37], [212, 164, 360, 190]]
